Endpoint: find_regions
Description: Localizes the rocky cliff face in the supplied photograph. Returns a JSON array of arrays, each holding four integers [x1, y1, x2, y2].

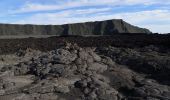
[[0, 19, 151, 35]]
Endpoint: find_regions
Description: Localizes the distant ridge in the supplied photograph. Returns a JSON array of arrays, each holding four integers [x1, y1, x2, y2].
[[0, 19, 151, 35]]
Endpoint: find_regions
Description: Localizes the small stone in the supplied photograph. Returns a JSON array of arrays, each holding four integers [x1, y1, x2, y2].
[[105, 88, 118, 95], [78, 50, 89, 60], [54, 86, 70, 93], [26, 80, 54, 93], [74, 80, 88, 88], [14, 63, 30, 75], [88, 63, 108, 73], [75, 58, 83, 65], [50, 64, 65, 75], [92, 78, 109, 88], [90, 52, 101, 62], [39, 93, 58, 100], [86, 56, 94, 64], [102, 56, 116, 67], [84, 88, 90, 94], [53, 49, 77, 64], [89, 91, 97, 99], [40, 66, 51, 77]]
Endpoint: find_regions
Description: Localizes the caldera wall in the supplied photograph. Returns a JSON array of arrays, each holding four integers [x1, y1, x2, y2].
[[0, 19, 151, 35]]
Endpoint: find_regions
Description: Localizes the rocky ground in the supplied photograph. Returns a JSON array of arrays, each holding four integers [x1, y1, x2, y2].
[[0, 42, 170, 100]]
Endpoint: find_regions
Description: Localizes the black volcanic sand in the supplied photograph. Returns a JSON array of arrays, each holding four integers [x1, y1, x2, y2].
[[0, 34, 170, 100]]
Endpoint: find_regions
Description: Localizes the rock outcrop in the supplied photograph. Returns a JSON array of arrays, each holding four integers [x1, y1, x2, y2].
[[0, 43, 170, 100], [0, 19, 151, 35]]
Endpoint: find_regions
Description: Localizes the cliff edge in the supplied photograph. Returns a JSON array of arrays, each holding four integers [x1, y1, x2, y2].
[[0, 19, 151, 35]]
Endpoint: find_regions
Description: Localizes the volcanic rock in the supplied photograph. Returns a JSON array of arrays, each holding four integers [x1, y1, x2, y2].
[[0, 43, 170, 100], [0, 19, 151, 36]]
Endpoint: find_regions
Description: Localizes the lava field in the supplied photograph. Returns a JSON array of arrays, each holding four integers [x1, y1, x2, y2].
[[0, 34, 170, 100]]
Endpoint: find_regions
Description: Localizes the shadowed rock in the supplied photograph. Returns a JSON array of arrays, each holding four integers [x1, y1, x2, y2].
[[0, 19, 151, 36]]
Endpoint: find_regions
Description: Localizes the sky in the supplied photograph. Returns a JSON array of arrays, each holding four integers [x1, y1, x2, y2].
[[0, 0, 170, 33]]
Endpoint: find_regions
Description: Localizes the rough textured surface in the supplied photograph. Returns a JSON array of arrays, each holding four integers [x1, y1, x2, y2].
[[0, 42, 170, 100], [0, 34, 170, 54], [0, 19, 151, 35]]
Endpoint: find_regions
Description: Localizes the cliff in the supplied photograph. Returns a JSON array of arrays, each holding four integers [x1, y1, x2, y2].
[[0, 19, 151, 35]]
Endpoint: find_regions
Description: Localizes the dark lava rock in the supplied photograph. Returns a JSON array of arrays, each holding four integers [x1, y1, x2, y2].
[[52, 49, 77, 64], [0, 43, 170, 100]]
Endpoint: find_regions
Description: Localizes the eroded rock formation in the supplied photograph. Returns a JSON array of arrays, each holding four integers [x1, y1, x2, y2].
[[0, 19, 151, 35]]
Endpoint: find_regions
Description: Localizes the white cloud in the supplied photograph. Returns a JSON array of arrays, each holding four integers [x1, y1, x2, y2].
[[13, 0, 115, 13], [13, 0, 170, 13], [13, 7, 113, 24], [12, 9, 170, 33]]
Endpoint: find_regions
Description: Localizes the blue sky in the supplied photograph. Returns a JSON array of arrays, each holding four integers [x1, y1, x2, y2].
[[0, 0, 170, 33]]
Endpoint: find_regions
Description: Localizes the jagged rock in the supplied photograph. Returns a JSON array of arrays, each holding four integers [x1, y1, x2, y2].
[[24, 80, 54, 94], [52, 49, 77, 64], [96, 88, 118, 100], [89, 52, 101, 62], [0, 43, 170, 100], [101, 56, 116, 67], [50, 64, 65, 77], [78, 50, 89, 61], [88, 62, 108, 73], [39, 93, 58, 100], [53, 77, 80, 93], [99, 46, 170, 85], [14, 63, 30, 75], [74, 75, 118, 100]]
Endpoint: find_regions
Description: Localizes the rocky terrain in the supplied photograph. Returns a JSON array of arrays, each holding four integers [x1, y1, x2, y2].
[[0, 19, 168, 100], [0, 19, 151, 35], [0, 34, 169, 54], [0, 37, 170, 100]]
